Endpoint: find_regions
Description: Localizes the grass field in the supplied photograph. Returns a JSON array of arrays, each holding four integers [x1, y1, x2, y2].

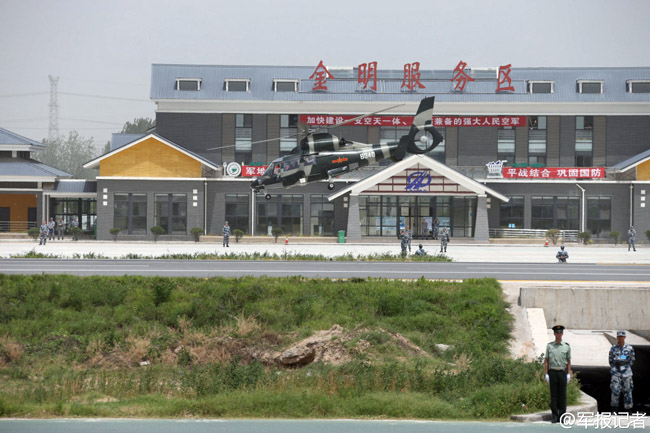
[[0, 275, 579, 418]]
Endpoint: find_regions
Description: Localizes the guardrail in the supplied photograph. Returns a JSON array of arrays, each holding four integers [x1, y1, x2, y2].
[[489, 228, 579, 242], [0, 221, 37, 232]]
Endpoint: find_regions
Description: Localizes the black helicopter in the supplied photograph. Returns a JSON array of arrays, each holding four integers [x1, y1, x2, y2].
[[250, 96, 443, 199]]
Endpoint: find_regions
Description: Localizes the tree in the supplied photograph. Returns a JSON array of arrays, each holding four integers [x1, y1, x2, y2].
[[120, 117, 155, 134], [37, 131, 99, 179]]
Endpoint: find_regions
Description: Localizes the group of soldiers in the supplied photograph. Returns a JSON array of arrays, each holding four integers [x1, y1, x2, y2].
[[400, 225, 450, 257], [545, 325, 636, 424], [39, 217, 79, 245]]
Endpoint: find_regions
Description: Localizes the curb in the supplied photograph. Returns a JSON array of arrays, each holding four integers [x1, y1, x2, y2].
[[510, 391, 598, 422]]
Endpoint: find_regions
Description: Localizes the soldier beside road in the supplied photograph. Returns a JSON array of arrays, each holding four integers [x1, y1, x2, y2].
[[439, 227, 449, 253], [57, 218, 65, 240], [405, 226, 412, 253], [627, 226, 637, 252], [70, 217, 79, 241], [609, 330, 635, 411], [47, 217, 55, 241], [399, 229, 409, 257], [39, 220, 48, 245], [414, 244, 427, 256], [544, 325, 572, 424], [556, 245, 568, 263], [222, 221, 231, 247]]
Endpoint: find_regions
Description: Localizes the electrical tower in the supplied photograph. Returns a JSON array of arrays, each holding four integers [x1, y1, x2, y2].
[[48, 75, 60, 142]]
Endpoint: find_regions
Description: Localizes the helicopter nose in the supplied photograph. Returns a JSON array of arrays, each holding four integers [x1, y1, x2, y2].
[[250, 178, 261, 189]]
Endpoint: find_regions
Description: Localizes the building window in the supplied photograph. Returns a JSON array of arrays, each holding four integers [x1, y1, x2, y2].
[[499, 196, 524, 228], [154, 194, 187, 235], [626, 80, 650, 93], [280, 114, 298, 156], [528, 116, 546, 166], [575, 116, 593, 167], [225, 194, 249, 234], [53, 198, 97, 233], [527, 81, 554, 94], [235, 114, 252, 164], [225, 79, 250, 92], [531, 196, 579, 230], [256, 194, 303, 235], [497, 127, 515, 165], [114, 193, 147, 234], [359, 196, 399, 237], [587, 196, 611, 238], [310, 194, 335, 236], [274, 79, 298, 92], [176, 78, 201, 91], [576, 81, 603, 94]]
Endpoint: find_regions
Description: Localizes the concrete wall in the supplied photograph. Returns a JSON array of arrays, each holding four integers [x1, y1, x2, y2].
[[519, 286, 650, 330]]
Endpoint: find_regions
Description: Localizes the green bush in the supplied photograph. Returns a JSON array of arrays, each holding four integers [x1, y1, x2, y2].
[[545, 229, 559, 245], [610, 231, 620, 246], [69, 226, 82, 241], [109, 227, 120, 242], [190, 227, 203, 242], [27, 227, 40, 241], [271, 227, 284, 243], [232, 229, 244, 243], [150, 225, 165, 242], [646, 230, 650, 242], [577, 231, 592, 245]]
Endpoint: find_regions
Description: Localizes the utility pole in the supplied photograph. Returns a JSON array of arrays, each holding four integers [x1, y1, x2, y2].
[[48, 75, 60, 142]]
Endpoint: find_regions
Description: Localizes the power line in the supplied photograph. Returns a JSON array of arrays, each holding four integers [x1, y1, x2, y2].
[[60, 92, 151, 103]]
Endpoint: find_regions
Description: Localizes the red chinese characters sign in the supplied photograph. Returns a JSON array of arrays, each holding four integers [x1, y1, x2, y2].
[[358, 61, 378, 91], [310, 60, 334, 91], [299, 115, 527, 127], [241, 165, 267, 177], [503, 167, 605, 179]]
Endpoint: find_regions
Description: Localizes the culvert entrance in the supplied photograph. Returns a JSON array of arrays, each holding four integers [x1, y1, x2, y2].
[[574, 345, 650, 413]]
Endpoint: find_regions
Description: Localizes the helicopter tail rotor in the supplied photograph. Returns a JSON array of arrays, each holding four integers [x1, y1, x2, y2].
[[402, 96, 444, 155]]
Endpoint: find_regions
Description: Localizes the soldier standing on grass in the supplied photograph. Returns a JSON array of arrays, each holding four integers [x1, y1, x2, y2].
[[544, 325, 572, 424], [439, 227, 449, 253], [39, 220, 48, 245], [222, 221, 231, 247], [609, 330, 635, 411]]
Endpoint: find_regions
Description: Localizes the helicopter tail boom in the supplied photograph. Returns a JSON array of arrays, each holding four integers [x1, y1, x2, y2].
[[402, 96, 443, 155]]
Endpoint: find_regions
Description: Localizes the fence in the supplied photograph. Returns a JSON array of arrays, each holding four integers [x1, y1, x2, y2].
[[0, 221, 37, 232], [489, 228, 579, 242]]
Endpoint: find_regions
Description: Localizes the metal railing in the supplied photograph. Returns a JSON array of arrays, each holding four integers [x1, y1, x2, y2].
[[0, 221, 37, 232], [489, 228, 579, 242]]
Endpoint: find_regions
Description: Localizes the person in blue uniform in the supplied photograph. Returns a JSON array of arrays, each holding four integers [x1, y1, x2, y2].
[[222, 221, 231, 247], [609, 330, 635, 411], [544, 325, 572, 423]]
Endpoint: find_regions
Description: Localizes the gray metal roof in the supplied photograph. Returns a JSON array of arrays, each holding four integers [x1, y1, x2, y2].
[[52, 179, 97, 193], [111, 133, 146, 151], [0, 127, 45, 148], [151, 64, 650, 104], [0, 157, 72, 178], [610, 148, 650, 172]]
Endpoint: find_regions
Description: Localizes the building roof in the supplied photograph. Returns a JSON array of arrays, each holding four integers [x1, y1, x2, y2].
[[151, 64, 650, 106], [83, 133, 220, 171], [610, 148, 650, 172], [328, 154, 509, 202], [50, 179, 97, 194], [0, 127, 46, 151], [111, 133, 146, 151], [0, 157, 72, 180]]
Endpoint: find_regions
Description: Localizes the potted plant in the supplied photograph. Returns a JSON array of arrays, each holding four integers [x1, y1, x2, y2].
[[233, 229, 244, 243], [27, 227, 40, 241], [545, 229, 560, 245], [578, 231, 592, 245], [610, 231, 620, 246], [271, 227, 284, 243], [190, 227, 203, 242]]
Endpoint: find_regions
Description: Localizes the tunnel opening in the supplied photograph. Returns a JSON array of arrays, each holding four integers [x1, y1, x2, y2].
[[574, 345, 650, 413]]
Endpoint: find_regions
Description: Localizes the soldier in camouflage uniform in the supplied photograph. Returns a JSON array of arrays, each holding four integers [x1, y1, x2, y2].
[[39, 220, 48, 245], [400, 229, 409, 257], [222, 221, 231, 247], [609, 330, 635, 410], [70, 217, 79, 241], [627, 226, 637, 252], [47, 217, 55, 241], [414, 244, 427, 256], [405, 226, 412, 252], [57, 218, 65, 240], [439, 227, 449, 253]]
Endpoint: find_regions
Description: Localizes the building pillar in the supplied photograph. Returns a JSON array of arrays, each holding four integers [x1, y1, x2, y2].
[[346, 194, 361, 241], [474, 194, 489, 243]]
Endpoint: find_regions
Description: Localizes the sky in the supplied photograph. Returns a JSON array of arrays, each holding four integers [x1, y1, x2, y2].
[[1, 0, 649, 148]]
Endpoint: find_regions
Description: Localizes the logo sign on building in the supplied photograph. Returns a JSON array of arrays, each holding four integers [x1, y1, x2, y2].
[[486, 160, 507, 178], [299, 115, 527, 128], [503, 167, 605, 179], [406, 171, 432, 192], [225, 162, 242, 177]]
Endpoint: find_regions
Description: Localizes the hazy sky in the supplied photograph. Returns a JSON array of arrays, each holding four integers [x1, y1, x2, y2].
[[1, 0, 649, 147]]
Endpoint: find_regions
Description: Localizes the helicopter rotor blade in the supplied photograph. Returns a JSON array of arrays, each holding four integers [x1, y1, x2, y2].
[[328, 103, 405, 129], [206, 133, 299, 150]]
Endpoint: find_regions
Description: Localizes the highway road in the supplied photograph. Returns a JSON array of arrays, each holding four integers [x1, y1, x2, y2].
[[2, 258, 650, 281]]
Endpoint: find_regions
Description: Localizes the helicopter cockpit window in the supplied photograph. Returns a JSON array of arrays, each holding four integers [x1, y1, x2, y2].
[[283, 156, 300, 171], [263, 162, 281, 178], [302, 155, 316, 165]]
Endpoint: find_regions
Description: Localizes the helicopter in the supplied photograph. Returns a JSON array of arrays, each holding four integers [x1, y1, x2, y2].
[[250, 96, 443, 199]]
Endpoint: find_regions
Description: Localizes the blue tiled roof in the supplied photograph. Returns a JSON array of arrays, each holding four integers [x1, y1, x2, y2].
[[52, 179, 97, 193], [151, 64, 650, 103], [0, 157, 72, 178], [610, 148, 650, 171], [0, 127, 45, 147]]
